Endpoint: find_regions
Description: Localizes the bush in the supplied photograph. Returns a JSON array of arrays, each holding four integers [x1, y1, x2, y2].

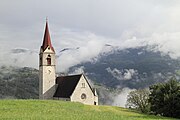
[[149, 78, 180, 118]]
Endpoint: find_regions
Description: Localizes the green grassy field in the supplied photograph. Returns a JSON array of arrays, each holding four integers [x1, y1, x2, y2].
[[0, 100, 175, 120]]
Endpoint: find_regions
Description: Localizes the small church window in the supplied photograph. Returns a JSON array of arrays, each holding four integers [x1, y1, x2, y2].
[[40, 57, 42, 65], [81, 93, 86, 99], [47, 55, 51, 65], [82, 83, 85, 88]]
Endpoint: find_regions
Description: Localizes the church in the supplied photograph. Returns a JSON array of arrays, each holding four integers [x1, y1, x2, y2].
[[39, 21, 98, 105]]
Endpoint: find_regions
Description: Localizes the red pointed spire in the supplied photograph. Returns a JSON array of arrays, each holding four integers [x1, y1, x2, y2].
[[41, 20, 55, 52]]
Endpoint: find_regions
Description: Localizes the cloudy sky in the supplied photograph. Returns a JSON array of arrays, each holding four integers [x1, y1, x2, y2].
[[0, 0, 180, 71]]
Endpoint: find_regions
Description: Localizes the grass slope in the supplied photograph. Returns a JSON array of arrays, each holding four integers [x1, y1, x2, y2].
[[0, 100, 174, 120]]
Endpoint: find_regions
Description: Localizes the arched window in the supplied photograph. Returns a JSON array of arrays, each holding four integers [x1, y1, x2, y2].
[[47, 55, 51, 65]]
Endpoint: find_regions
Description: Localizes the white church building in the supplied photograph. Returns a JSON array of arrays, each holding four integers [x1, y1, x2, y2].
[[39, 21, 98, 105]]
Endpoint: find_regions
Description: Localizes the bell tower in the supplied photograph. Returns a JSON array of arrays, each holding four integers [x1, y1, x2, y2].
[[39, 21, 56, 99]]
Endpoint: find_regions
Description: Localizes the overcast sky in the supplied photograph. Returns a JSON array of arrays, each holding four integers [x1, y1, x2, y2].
[[0, 0, 180, 71]]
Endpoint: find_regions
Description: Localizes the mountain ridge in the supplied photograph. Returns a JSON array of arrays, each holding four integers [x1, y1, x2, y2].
[[0, 46, 179, 105], [69, 46, 180, 89]]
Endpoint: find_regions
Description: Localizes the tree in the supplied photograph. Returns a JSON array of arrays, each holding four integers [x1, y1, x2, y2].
[[149, 78, 180, 118], [126, 89, 150, 113]]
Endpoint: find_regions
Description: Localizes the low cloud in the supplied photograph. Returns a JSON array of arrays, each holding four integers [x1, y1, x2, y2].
[[112, 88, 135, 107], [69, 66, 85, 75], [106, 67, 138, 80], [0, 30, 111, 71], [55, 31, 111, 72], [118, 32, 180, 59], [0, 28, 180, 72]]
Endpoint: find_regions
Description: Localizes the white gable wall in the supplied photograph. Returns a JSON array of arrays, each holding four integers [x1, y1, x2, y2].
[[70, 75, 96, 105]]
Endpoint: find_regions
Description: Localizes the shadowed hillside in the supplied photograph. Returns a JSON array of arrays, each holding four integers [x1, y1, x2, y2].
[[70, 47, 180, 89], [0, 66, 38, 99]]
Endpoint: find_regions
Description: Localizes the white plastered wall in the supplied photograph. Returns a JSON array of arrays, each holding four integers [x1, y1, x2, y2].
[[70, 75, 98, 105], [39, 47, 56, 99]]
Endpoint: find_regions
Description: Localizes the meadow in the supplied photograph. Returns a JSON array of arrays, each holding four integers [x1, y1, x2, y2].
[[0, 100, 175, 120]]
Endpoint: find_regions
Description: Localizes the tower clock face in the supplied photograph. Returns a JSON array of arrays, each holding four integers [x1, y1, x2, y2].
[[46, 67, 52, 74], [48, 69, 51, 74]]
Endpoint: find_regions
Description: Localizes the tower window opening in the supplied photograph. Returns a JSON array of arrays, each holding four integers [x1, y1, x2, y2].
[[40, 57, 42, 66], [47, 55, 51, 65]]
